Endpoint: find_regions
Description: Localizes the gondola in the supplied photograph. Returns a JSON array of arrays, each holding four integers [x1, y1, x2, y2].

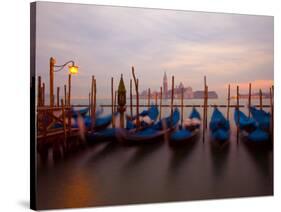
[[71, 107, 89, 118], [235, 108, 269, 144], [126, 104, 159, 130], [120, 108, 180, 145], [249, 106, 270, 131], [169, 107, 201, 146], [87, 128, 122, 142], [87, 106, 160, 143], [209, 107, 230, 143]]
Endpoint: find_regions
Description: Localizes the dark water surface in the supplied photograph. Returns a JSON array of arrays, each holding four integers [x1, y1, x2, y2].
[[37, 99, 273, 210]]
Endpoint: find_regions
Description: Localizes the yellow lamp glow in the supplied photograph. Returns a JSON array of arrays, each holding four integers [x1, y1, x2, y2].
[[68, 65, 79, 75]]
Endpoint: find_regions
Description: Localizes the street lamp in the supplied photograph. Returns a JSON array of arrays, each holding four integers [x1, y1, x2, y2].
[[49, 57, 79, 107]]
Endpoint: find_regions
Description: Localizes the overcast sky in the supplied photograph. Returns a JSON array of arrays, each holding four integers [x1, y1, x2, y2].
[[36, 2, 273, 99]]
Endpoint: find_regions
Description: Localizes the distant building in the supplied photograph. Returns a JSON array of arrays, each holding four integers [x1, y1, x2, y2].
[[193, 90, 218, 99], [135, 72, 218, 99]]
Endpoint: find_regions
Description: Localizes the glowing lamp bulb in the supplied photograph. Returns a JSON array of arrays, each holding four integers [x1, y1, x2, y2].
[[68, 65, 78, 75]]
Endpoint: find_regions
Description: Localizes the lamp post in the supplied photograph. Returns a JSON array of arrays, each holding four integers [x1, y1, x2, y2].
[[49, 57, 78, 107], [117, 74, 126, 128]]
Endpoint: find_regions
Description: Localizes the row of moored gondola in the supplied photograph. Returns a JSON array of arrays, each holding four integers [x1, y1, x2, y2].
[[57, 105, 271, 146]]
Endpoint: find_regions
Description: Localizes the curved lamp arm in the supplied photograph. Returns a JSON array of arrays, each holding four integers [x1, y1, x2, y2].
[[54, 60, 75, 72]]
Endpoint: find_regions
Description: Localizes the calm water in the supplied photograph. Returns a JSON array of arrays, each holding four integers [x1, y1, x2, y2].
[[37, 98, 273, 210]]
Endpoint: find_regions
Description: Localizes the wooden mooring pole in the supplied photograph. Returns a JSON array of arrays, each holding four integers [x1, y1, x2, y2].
[[88, 92, 91, 116], [114, 91, 117, 113], [56, 87, 60, 107], [132, 66, 140, 128], [159, 86, 162, 120], [64, 85, 67, 106], [111, 77, 115, 128], [248, 83, 252, 117], [170, 76, 175, 120], [68, 74, 71, 106], [130, 79, 133, 117], [147, 88, 151, 109], [38, 76, 42, 106], [269, 86, 273, 142], [181, 87, 184, 126], [205, 86, 208, 129], [42, 83, 45, 106], [227, 84, 230, 121], [259, 89, 263, 110], [202, 83, 206, 143], [90, 76, 95, 132], [236, 86, 240, 144]]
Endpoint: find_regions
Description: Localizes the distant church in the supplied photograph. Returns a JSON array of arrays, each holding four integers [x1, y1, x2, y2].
[[162, 72, 193, 99]]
